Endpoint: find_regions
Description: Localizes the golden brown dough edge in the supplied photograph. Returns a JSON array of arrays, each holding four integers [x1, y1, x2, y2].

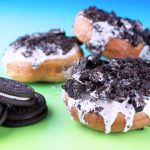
[[64, 90, 150, 132], [5, 49, 83, 82], [74, 15, 93, 43], [73, 14, 144, 58]]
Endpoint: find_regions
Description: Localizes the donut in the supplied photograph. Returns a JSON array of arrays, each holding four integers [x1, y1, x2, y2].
[[74, 6, 150, 61], [62, 54, 150, 133], [3, 29, 83, 82]]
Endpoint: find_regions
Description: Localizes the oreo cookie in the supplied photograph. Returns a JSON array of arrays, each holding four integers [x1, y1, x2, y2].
[[0, 104, 3, 115], [0, 105, 8, 125], [0, 77, 35, 106], [3, 108, 47, 127], [6, 93, 47, 121], [0, 77, 48, 127], [3, 93, 48, 127]]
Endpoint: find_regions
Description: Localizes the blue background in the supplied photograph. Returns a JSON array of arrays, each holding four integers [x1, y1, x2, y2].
[[0, 0, 150, 51]]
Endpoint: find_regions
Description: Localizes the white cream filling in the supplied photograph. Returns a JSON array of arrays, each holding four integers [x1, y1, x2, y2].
[[63, 90, 150, 134], [3, 44, 80, 70], [0, 92, 30, 100]]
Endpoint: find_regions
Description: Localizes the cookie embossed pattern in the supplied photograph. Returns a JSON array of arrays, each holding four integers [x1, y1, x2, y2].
[[62, 54, 150, 133]]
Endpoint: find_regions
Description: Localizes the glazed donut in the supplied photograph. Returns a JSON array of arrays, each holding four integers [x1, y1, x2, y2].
[[3, 29, 83, 82], [62, 54, 150, 133], [74, 6, 150, 61]]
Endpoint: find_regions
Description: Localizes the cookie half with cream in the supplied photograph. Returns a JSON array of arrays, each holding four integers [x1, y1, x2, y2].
[[0, 77, 35, 106], [62, 54, 150, 133], [3, 29, 83, 82], [74, 6, 150, 60]]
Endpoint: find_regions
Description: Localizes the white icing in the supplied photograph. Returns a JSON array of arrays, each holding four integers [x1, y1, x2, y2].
[[67, 96, 74, 120], [63, 90, 150, 134], [139, 45, 150, 61], [62, 66, 74, 79], [120, 19, 132, 30], [77, 11, 93, 24], [72, 73, 83, 84], [122, 101, 135, 132], [87, 55, 94, 60], [88, 19, 147, 54], [0, 92, 29, 100], [81, 11, 150, 62], [90, 91, 99, 98], [62, 89, 66, 102], [89, 21, 120, 51], [143, 97, 150, 116], [3, 44, 80, 70]]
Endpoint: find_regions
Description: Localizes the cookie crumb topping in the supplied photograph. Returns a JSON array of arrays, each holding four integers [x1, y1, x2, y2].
[[81, 6, 150, 59], [63, 54, 150, 112], [4, 29, 82, 69], [10, 29, 81, 57]]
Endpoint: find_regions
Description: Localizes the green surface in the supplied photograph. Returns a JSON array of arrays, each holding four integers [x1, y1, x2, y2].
[[0, 59, 150, 150]]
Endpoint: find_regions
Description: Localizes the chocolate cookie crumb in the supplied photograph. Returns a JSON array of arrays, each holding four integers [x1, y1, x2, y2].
[[63, 55, 150, 112], [83, 6, 150, 53], [10, 29, 81, 57]]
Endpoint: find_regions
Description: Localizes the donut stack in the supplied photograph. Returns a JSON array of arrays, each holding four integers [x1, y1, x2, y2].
[[62, 6, 150, 134]]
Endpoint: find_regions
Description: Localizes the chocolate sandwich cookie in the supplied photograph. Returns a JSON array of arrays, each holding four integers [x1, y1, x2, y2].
[[0, 105, 8, 125], [3, 93, 48, 127], [3, 108, 47, 127], [0, 77, 35, 106], [0, 104, 3, 115], [6, 93, 47, 120]]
